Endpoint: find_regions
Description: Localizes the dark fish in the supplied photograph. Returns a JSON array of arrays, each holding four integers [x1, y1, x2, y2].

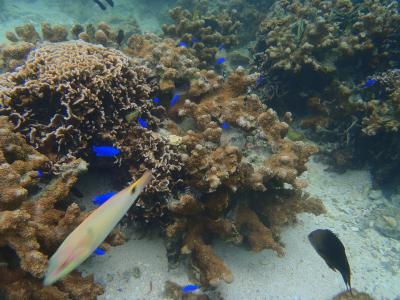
[[93, 0, 114, 10], [105, 0, 114, 7], [93, 0, 106, 10], [116, 29, 124, 46], [308, 229, 351, 291]]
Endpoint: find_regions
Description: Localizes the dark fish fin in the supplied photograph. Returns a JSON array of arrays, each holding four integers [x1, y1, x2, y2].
[[105, 0, 114, 7], [93, 0, 106, 10], [339, 268, 351, 292]]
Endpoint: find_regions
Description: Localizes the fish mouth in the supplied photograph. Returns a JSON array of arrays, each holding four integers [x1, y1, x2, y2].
[[131, 170, 153, 192]]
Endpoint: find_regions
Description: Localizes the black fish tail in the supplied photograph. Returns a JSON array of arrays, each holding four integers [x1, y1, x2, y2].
[[105, 0, 114, 7], [93, 0, 106, 10]]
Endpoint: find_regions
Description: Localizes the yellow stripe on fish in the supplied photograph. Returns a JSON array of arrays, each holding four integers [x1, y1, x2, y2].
[[43, 170, 152, 286]]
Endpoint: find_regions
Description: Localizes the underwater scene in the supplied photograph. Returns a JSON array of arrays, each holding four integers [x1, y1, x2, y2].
[[0, 0, 399, 299]]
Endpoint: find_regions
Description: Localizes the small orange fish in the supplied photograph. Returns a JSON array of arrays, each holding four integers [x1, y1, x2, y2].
[[308, 229, 351, 291]]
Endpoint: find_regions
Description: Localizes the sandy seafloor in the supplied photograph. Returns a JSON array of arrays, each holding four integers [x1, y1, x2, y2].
[[72, 158, 400, 300]]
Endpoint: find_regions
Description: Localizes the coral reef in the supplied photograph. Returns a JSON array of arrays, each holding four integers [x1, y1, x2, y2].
[[123, 33, 200, 93], [0, 41, 153, 158], [164, 68, 323, 286], [0, 116, 103, 299], [252, 0, 400, 188], [162, 5, 241, 66], [0, 16, 324, 294]]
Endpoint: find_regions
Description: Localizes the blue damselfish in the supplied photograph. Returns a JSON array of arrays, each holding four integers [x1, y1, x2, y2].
[[92, 145, 120, 157], [93, 192, 117, 205], [182, 284, 200, 293]]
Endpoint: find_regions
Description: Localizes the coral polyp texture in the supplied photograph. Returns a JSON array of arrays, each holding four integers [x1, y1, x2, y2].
[[0, 41, 154, 158]]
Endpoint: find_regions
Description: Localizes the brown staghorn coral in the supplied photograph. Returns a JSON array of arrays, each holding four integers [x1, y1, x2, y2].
[[0, 41, 34, 72], [162, 5, 241, 66], [0, 116, 103, 299], [252, 0, 400, 188], [162, 68, 322, 286], [72, 21, 140, 48], [124, 33, 200, 93]]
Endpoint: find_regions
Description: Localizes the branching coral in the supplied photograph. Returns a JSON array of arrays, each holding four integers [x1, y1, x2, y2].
[[162, 5, 241, 66], [0, 116, 103, 299], [252, 0, 400, 188], [0, 29, 323, 293], [162, 68, 322, 286], [124, 33, 200, 93]]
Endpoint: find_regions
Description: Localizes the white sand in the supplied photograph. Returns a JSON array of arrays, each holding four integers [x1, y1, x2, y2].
[[75, 159, 400, 300]]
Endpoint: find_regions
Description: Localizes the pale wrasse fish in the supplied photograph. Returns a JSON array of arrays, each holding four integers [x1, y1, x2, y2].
[[44, 170, 152, 286]]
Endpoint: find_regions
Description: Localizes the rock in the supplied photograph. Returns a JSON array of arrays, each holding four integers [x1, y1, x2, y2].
[[368, 189, 383, 200], [383, 216, 397, 228]]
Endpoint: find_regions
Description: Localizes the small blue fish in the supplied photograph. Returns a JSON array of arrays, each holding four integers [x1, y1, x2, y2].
[[138, 117, 148, 129], [220, 121, 229, 129], [170, 94, 180, 107], [37, 170, 43, 177], [256, 75, 265, 87], [177, 41, 188, 48], [191, 36, 200, 44], [92, 145, 120, 157], [153, 97, 160, 104], [182, 284, 200, 293], [215, 57, 225, 65], [93, 191, 117, 205], [93, 248, 106, 256], [218, 43, 225, 51], [362, 79, 377, 88]]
